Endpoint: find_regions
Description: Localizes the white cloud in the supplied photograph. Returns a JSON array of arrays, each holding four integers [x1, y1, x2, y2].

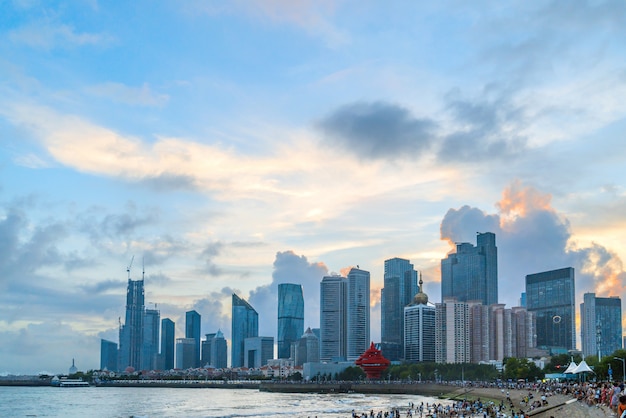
[[9, 22, 112, 50], [86, 82, 170, 107]]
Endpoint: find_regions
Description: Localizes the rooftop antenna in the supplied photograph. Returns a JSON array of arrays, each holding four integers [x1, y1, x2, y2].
[[142, 256, 145, 281], [127, 255, 135, 280]]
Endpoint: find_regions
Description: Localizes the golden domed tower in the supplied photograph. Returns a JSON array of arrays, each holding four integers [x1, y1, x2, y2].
[[412, 272, 429, 305]]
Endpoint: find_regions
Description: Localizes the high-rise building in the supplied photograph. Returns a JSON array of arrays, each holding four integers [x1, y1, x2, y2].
[[381, 257, 418, 361], [142, 308, 160, 370], [347, 267, 370, 361], [489, 304, 512, 361], [404, 275, 435, 362], [175, 338, 196, 369], [294, 327, 320, 366], [435, 298, 470, 364], [231, 293, 258, 368], [160, 318, 175, 370], [320, 275, 348, 361], [526, 267, 576, 353], [201, 330, 228, 369], [118, 276, 145, 371], [277, 283, 304, 359], [468, 302, 490, 363], [100, 339, 118, 371], [441, 232, 498, 305], [511, 307, 535, 358], [581, 293, 622, 358], [244, 336, 274, 368], [185, 310, 201, 368]]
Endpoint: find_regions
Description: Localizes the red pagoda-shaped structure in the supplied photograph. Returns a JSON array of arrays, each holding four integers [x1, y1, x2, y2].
[[355, 342, 390, 379]]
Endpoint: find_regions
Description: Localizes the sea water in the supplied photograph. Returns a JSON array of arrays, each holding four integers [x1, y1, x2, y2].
[[0, 386, 450, 418]]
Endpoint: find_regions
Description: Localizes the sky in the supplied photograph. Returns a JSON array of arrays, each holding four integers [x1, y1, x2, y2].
[[1, 0, 626, 375]]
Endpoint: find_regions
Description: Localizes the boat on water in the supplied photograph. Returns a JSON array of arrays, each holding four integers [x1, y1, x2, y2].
[[51, 376, 90, 387]]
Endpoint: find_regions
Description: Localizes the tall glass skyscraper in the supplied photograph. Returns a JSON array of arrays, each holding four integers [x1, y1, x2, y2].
[[142, 308, 160, 370], [381, 257, 418, 361], [160, 318, 175, 370], [581, 293, 622, 358], [526, 267, 576, 353], [441, 232, 498, 305], [201, 330, 228, 369], [118, 277, 144, 371], [100, 339, 118, 371], [320, 275, 347, 361], [231, 293, 258, 368], [277, 283, 304, 359], [347, 267, 370, 361], [185, 310, 201, 367]]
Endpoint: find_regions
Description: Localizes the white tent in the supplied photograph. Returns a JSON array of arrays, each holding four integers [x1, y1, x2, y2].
[[563, 361, 578, 374], [572, 360, 594, 374]]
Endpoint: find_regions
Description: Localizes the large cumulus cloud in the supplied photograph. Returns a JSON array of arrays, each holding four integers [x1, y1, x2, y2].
[[440, 180, 626, 308], [248, 250, 328, 337]]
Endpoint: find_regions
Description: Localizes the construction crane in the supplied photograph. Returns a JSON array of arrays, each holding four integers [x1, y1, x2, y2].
[[127, 255, 134, 280]]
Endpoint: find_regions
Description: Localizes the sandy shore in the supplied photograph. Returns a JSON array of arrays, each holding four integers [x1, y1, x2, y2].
[[442, 386, 612, 418]]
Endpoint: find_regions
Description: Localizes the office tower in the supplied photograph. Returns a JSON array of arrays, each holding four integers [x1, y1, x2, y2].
[[142, 308, 160, 370], [201, 333, 216, 367], [381, 257, 418, 361], [526, 267, 576, 353], [100, 339, 118, 371], [347, 267, 370, 361], [277, 283, 304, 359], [294, 327, 320, 366], [201, 330, 228, 369], [160, 318, 175, 370], [185, 310, 201, 367], [581, 293, 622, 358], [118, 276, 145, 371], [441, 232, 498, 305], [511, 307, 535, 358], [231, 293, 259, 368], [404, 275, 435, 362], [320, 275, 348, 361], [244, 336, 274, 368], [212, 330, 228, 369], [435, 298, 470, 364], [176, 338, 196, 369], [468, 302, 490, 363]]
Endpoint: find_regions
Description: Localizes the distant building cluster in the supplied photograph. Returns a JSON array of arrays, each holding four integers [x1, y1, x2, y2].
[[101, 232, 623, 375]]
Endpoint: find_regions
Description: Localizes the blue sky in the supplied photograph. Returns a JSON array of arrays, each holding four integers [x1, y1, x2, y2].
[[1, 0, 626, 374]]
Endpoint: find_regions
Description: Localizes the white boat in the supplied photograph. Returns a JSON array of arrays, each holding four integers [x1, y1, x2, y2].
[[51, 376, 90, 387]]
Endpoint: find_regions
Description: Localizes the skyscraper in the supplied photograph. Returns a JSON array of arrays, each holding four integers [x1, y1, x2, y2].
[[201, 330, 228, 369], [185, 310, 201, 367], [118, 276, 145, 371], [404, 275, 435, 362], [175, 337, 196, 369], [294, 327, 320, 366], [381, 257, 418, 361], [231, 293, 258, 368], [320, 275, 347, 361], [435, 298, 470, 364], [441, 232, 498, 305], [347, 267, 370, 361], [277, 283, 304, 359], [526, 267, 576, 353], [160, 318, 175, 370], [244, 336, 274, 368], [581, 293, 622, 358], [142, 308, 160, 370], [100, 339, 118, 371]]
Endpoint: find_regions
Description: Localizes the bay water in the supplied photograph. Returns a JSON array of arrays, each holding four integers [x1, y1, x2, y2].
[[0, 386, 450, 417]]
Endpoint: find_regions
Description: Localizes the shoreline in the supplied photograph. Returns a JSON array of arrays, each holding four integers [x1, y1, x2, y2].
[[0, 380, 614, 417]]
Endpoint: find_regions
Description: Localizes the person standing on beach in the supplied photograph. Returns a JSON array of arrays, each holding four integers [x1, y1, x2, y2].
[[618, 394, 626, 418], [612, 382, 622, 412]]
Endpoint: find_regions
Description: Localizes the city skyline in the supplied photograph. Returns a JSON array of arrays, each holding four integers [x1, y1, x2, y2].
[[2, 1, 626, 374]]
